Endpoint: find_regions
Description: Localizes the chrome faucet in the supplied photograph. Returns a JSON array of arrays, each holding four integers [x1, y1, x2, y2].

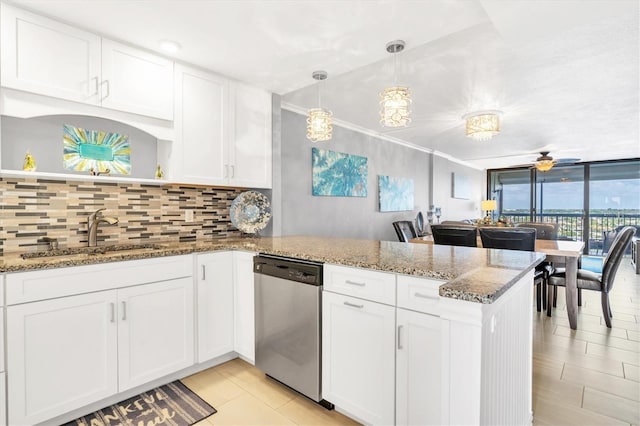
[[87, 208, 119, 247]]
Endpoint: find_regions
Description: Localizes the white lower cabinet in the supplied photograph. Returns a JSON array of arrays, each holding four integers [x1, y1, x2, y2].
[[196, 251, 235, 362], [322, 291, 396, 425], [5, 258, 194, 426], [117, 278, 194, 391], [7, 291, 119, 425], [396, 308, 441, 425], [233, 251, 255, 363]]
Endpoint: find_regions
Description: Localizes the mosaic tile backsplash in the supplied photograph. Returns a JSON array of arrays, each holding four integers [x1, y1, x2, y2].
[[0, 177, 244, 255]]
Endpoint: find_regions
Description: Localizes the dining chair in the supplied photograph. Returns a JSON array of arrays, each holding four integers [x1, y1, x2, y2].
[[546, 226, 635, 327], [430, 225, 477, 247], [392, 221, 418, 243], [479, 227, 551, 312], [514, 222, 558, 310], [515, 222, 557, 240], [479, 227, 536, 251]]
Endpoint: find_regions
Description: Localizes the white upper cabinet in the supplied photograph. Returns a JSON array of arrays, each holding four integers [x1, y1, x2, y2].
[[0, 3, 101, 104], [172, 64, 272, 188], [173, 64, 228, 185], [101, 39, 173, 120], [229, 83, 272, 188], [0, 4, 173, 121]]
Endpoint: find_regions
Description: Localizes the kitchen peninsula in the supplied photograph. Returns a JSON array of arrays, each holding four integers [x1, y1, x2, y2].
[[0, 236, 544, 425]]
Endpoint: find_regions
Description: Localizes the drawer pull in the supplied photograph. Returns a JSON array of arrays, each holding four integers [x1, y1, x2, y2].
[[110, 302, 115, 323], [397, 325, 404, 350], [414, 292, 438, 300], [202, 265, 206, 280], [121, 301, 127, 321], [345, 280, 366, 287], [344, 301, 364, 309]]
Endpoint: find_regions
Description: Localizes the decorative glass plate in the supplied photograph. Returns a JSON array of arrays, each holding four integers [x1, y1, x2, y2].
[[230, 191, 272, 235]]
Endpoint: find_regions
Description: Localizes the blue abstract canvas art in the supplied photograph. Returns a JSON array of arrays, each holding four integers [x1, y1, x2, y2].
[[312, 148, 368, 197], [63, 124, 131, 175], [379, 175, 414, 212]]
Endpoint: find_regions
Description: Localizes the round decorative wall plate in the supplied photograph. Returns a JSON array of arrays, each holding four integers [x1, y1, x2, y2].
[[230, 191, 272, 235]]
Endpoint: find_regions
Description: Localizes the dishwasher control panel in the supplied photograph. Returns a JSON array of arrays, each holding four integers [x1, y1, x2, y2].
[[253, 255, 323, 286]]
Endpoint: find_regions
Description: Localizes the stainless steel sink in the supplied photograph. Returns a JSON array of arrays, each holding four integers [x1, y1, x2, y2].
[[21, 243, 164, 259]]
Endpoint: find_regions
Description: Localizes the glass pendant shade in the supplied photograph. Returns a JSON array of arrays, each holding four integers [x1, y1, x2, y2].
[[306, 70, 332, 142], [306, 108, 333, 142], [380, 86, 411, 127], [380, 40, 411, 128], [463, 111, 501, 141]]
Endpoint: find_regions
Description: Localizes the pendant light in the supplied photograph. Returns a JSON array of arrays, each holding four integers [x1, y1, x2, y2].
[[306, 70, 333, 142], [380, 40, 411, 127]]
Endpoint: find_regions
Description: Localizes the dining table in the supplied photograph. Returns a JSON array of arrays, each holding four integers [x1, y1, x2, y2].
[[409, 236, 585, 330]]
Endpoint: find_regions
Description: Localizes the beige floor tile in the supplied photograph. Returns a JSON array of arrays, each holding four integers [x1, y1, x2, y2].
[[624, 363, 639, 382], [561, 354, 624, 377], [218, 363, 299, 409], [182, 368, 246, 408], [210, 393, 296, 425], [587, 341, 640, 364], [532, 392, 628, 426], [532, 372, 584, 408], [554, 322, 628, 339], [583, 387, 640, 425], [555, 326, 640, 352], [532, 355, 564, 379], [601, 317, 640, 330], [277, 396, 362, 426], [562, 363, 640, 401]]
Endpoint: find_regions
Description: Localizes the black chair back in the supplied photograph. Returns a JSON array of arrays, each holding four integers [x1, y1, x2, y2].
[[515, 222, 557, 240], [393, 221, 417, 243], [479, 227, 536, 251], [430, 225, 477, 247], [602, 226, 635, 293]]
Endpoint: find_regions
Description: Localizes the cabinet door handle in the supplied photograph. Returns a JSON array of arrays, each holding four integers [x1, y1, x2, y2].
[[398, 325, 404, 350], [101, 80, 110, 100], [345, 280, 366, 287], [230, 165, 235, 178], [110, 302, 115, 323], [121, 301, 127, 321], [92, 76, 99, 96], [343, 301, 364, 309], [202, 265, 206, 280], [414, 292, 438, 300]]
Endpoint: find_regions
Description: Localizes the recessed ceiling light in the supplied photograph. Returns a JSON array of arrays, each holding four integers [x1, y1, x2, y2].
[[159, 40, 181, 54]]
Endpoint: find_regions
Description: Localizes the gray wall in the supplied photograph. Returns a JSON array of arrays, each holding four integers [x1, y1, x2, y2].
[[1, 115, 158, 179], [279, 109, 431, 242]]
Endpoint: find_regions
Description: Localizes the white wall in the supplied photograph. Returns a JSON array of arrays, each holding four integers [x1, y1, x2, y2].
[[432, 154, 485, 222]]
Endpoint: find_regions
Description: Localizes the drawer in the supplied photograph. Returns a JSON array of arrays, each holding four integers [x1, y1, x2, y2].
[[324, 264, 396, 305], [397, 275, 444, 315], [6, 255, 192, 305]]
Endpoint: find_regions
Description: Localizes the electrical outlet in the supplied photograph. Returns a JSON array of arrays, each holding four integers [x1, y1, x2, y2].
[[185, 209, 194, 223]]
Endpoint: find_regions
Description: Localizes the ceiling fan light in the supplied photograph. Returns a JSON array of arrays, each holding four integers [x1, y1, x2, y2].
[[380, 86, 412, 127], [535, 159, 555, 172], [463, 111, 501, 141], [306, 108, 333, 142]]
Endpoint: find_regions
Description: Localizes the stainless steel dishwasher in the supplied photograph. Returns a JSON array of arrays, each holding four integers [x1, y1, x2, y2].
[[254, 254, 333, 409]]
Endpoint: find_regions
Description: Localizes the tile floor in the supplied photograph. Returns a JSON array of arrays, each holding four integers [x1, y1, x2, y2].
[[185, 261, 640, 425]]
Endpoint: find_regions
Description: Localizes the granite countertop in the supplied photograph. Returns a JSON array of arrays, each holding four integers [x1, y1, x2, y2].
[[0, 236, 545, 304]]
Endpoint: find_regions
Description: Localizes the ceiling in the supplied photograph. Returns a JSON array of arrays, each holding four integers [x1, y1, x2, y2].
[[8, 0, 640, 170]]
